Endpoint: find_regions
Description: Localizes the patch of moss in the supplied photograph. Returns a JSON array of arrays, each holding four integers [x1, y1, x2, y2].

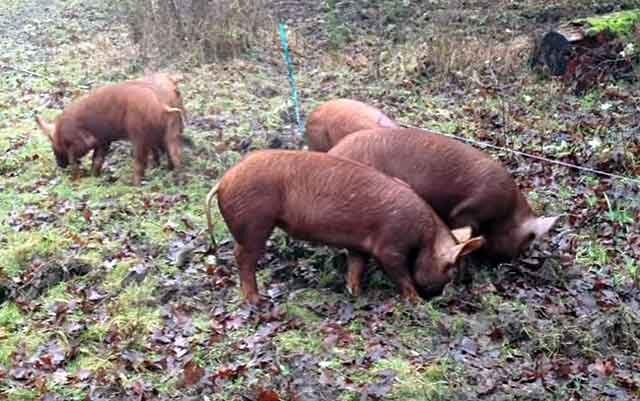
[[47, 383, 87, 401], [108, 279, 162, 345], [103, 258, 136, 290], [583, 10, 640, 38], [70, 351, 115, 373], [283, 303, 322, 323], [0, 302, 23, 328], [275, 329, 323, 354]]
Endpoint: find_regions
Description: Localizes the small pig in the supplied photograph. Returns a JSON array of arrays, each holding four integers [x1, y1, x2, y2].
[[205, 150, 484, 305], [329, 127, 559, 263], [134, 72, 187, 167], [35, 81, 182, 185], [305, 98, 397, 151]]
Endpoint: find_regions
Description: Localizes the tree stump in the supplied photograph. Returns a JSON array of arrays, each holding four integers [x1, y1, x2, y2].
[[531, 9, 639, 93]]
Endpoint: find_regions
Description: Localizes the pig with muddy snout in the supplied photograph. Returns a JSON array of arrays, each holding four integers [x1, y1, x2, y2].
[[329, 127, 559, 264], [205, 150, 484, 305], [305, 99, 398, 152]]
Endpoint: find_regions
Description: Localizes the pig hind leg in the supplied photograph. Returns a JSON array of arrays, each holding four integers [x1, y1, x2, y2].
[[231, 220, 275, 305], [150, 145, 163, 168]]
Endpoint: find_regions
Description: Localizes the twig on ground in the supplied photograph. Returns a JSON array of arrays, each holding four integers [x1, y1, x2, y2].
[[0, 63, 48, 79]]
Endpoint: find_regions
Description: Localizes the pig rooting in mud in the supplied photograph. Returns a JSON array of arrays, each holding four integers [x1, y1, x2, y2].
[[329, 127, 560, 262], [205, 150, 484, 305]]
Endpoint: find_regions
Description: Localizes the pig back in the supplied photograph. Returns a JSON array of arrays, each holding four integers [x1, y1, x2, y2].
[[217, 150, 434, 250], [306, 99, 397, 151], [329, 128, 519, 223]]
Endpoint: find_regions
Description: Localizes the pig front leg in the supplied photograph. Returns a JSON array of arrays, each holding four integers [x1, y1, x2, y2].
[[70, 158, 82, 181], [165, 137, 182, 171], [376, 249, 420, 302], [149, 146, 162, 168], [132, 142, 150, 186], [346, 251, 368, 297], [91, 144, 110, 176]]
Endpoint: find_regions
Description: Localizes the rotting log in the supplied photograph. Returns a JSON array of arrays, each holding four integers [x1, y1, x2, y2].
[[531, 9, 639, 91], [532, 9, 640, 75]]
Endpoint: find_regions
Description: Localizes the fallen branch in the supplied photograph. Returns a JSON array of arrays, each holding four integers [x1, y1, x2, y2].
[[0, 63, 91, 90], [0, 63, 49, 79]]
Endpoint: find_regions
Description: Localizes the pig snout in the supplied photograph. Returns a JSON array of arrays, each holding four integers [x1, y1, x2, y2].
[[55, 150, 69, 168], [416, 282, 447, 300]]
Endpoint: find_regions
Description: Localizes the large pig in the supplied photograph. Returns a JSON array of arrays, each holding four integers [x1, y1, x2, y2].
[[329, 128, 559, 262], [205, 150, 484, 304]]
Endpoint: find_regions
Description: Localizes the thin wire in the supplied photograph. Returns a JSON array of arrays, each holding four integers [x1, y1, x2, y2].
[[399, 123, 640, 185]]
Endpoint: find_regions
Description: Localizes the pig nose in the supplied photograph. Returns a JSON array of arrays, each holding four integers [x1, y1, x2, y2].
[[417, 283, 446, 300]]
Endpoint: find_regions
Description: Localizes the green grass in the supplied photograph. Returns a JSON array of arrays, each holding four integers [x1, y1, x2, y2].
[[1, 1, 639, 400], [108, 279, 162, 345], [0, 230, 70, 278], [372, 357, 454, 401], [576, 240, 610, 268], [1, 387, 39, 401], [275, 329, 323, 354]]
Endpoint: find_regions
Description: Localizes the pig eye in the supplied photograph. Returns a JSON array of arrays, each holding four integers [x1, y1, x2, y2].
[[520, 232, 536, 252], [526, 232, 536, 244]]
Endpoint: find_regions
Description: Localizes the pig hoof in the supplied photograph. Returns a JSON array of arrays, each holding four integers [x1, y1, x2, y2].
[[400, 290, 421, 304], [346, 285, 361, 297]]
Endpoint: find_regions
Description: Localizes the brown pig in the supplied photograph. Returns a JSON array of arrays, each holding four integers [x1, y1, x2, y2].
[[134, 72, 187, 167], [305, 98, 397, 151], [205, 150, 484, 305], [35, 81, 182, 185], [329, 127, 559, 264]]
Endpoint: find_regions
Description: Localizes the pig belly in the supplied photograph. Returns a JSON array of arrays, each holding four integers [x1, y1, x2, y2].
[[277, 210, 371, 253]]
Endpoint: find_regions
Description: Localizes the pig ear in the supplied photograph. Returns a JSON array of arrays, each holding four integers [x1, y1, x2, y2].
[[526, 216, 560, 240], [35, 116, 55, 142], [451, 226, 473, 243], [447, 236, 485, 263]]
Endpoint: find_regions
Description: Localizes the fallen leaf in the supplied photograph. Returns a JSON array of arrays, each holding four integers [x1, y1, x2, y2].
[[257, 389, 280, 401], [182, 360, 205, 386]]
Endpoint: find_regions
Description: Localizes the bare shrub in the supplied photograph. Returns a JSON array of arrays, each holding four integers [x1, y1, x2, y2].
[[371, 35, 534, 88], [117, 0, 274, 65]]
